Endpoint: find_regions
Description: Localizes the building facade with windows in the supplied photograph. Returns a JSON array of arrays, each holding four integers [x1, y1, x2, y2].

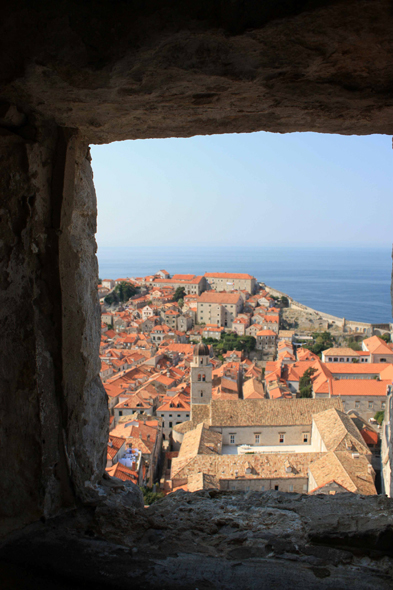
[[197, 292, 243, 328], [204, 272, 257, 294], [169, 404, 375, 495], [190, 344, 212, 420]]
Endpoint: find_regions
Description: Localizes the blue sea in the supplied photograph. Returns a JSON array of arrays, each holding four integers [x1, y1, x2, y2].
[[97, 246, 392, 324]]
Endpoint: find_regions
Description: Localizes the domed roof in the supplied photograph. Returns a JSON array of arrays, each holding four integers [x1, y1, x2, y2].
[[193, 343, 210, 357]]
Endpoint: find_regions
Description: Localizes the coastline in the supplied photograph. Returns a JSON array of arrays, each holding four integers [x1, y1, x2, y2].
[[263, 284, 391, 331]]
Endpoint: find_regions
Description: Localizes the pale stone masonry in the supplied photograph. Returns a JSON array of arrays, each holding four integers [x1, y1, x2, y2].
[[170, 403, 376, 495], [152, 275, 206, 295], [197, 291, 242, 328], [204, 272, 257, 294]]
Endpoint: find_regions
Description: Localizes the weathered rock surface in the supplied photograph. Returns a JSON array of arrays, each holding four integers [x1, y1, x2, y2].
[[1, 490, 393, 589], [0, 129, 107, 535], [2, 0, 393, 142]]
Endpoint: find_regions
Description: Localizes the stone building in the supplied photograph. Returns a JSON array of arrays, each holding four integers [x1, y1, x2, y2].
[[256, 329, 277, 357], [197, 292, 243, 328], [170, 405, 375, 495], [152, 276, 206, 295], [190, 344, 212, 419], [204, 272, 257, 294]]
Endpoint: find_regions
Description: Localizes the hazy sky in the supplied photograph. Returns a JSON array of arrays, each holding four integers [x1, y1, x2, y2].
[[91, 132, 392, 248]]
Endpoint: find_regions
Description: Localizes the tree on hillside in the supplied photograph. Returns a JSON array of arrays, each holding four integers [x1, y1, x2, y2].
[[104, 281, 137, 305], [298, 367, 317, 398], [303, 331, 334, 356], [380, 333, 391, 343], [280, 296, 289, 307], [202, 333, 256, 355], [174, 286, 186, 302]]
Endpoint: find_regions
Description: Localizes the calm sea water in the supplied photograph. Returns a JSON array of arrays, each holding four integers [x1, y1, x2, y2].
[[97, 246, 392, 324]]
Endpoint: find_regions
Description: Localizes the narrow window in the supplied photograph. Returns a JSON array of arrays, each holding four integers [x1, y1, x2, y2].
[[274, 485, 279, 491], [382, 402, 386, 409], [198, 374, 201, 382], [255, 434, 260, 444], [368, 401, 373, 409], [230, 434, 236, 444], [202, 375, 205, 382], [303, 433, 309, 443], [169, 421, 172, 428], [289, 484, 294, 492], [279, 433, 285, 444], [355, 401, 360, 409], [200, 391, 203, 397]]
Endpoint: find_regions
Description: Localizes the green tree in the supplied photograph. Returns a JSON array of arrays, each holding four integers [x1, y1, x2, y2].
[[104, 293, 114, 305], [374, 410, 385, 425], [303, 331, 334, 356], [280, 296, 289, 307], [104, 282, 137, 305], [177, 298, 184, 308], [380, 333, 391, 343], [298, 367, 317, 398], [202, 333, 256, 356], [173, 287, 186, 302], [141, 486, 165, 505]]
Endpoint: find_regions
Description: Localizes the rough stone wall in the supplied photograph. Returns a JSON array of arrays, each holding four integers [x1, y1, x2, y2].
[[0, 125, 66, 534], [0, 124, 107, 535], [1, 489, 393, 589], [2, 1, 393, 143], [59, 136, 108, 503]]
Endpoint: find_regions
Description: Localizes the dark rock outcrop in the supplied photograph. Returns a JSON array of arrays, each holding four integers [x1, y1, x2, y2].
[[1, 490, 393, 589]]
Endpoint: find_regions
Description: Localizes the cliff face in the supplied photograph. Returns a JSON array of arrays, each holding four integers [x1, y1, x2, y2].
[[1, 488, 393, 589]]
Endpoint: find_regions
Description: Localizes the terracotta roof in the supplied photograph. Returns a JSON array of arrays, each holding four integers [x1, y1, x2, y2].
[[363, 335, 393, 356], [106, 462, 138, 483], [172, 450, 325, 483], [157, 392, 190, 412], [309, 451, 375, 495], [331, 379, 390, 397], [209, 398, 343, 427], [153, 276, 203, 285], [242, 378, 265, 399], [325, 362, 392, 374], [257, 329, 276, 336], [360, 428, 379, 446], [205, 272, 254, 279], [198, 292, 241, 304], [323, 348, 361, 356], [172, 274, 196, 280], [313, 408, 370, 454]]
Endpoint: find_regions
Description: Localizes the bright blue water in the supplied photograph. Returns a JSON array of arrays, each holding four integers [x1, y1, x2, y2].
[[97, 246, 392, 324]]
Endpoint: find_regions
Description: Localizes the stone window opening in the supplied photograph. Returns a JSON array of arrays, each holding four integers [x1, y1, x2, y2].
[[1, 7, 392, 586]]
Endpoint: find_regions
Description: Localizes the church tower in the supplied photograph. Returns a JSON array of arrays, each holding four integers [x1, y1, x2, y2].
[[190, 344, 212, 419]]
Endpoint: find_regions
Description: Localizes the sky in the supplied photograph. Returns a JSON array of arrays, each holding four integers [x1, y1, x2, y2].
[[91, 132, 392, 248]]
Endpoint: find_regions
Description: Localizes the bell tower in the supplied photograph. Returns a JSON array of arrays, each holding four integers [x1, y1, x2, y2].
[[190, 344, 212, 418]]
